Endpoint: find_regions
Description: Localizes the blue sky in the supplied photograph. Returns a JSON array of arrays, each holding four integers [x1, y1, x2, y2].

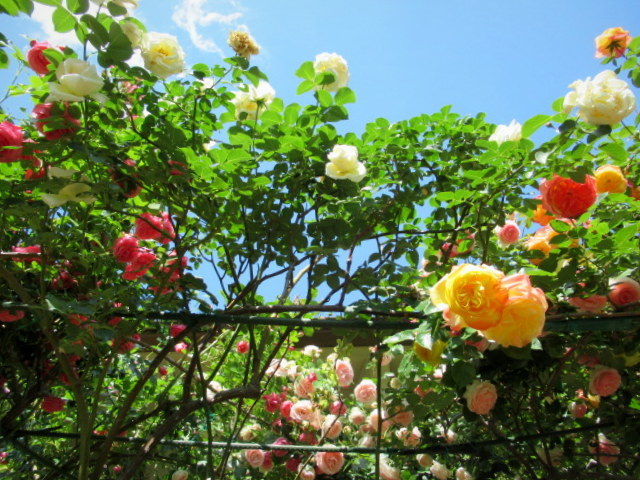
[[2, 0, 640, 132]]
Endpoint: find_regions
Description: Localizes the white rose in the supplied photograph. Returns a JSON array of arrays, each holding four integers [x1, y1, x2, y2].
[[563, 70, 636, 125], [231, 80, 276, 120], [46, 59, 105, 103], [41, 183, 96, 208], [140, 32, 185, 79], [313, 53, 349, 92], [488, 119, 522, 144], [325, 144, 366, 183]]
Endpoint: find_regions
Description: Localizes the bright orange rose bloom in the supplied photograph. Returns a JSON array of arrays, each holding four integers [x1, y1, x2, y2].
[[595, 27, 633, 59], [594, 164, 627, 194], [525, 226, 559, 265], [532, 202, 554, 226], [482, 274, 548, 347], [430, 264, 508, 330], [539, 175, 597, 219]]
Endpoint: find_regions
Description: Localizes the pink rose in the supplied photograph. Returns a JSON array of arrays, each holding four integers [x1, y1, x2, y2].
[[272, 437, 291, 457], [334, 359, 354, 387], [314, 450, 344, 476], [348, 407, 365, 425], [259, 451, 273, 472], [263, 393, 283, 413], [609, 277, 640, 307], [354, 379, 377, 403], [390, 407, 414, 427], [113, 234, 140, 263], [330, 401, 347, 415], [0, 309, 25, 323], [589, 365, 621, 397], [290, 400, 315, 423], [285, 457, 301, 472], [299, 467, 316, 480], [11, 245, 42, 263], [27, 40, 63, 75], [170, 324, 187, 338], [495, 220, 520, 246], [367, 409, 392, 434], [171, 470, 189, 480], [568, 294, 608, 313], [569, 401, 587, 418], [0, 121, 24, 163], [396, 427, 421, 447], [32, 103, 80, 140], [463, 380, 497, 415], [244, 449, 264, 468], [589, 434, 620, 465]]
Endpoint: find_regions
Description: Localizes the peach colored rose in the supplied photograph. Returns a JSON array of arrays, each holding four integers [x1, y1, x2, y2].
[[354, 379, 377, 403], [379, 455, 400, 480], [594, 164, 627, 194], [455, 467, 474, 480], [417, 454, 433, 468], [244, 449, 264, 468], [568, 295, 608, 313], [349, 407, 365, 425], [299, 467, 316, 480], [290, 400, 315, 424], [495, 220, 520, 246], [367, 409, 392, 434], [239, 424, 261, 441], [294, 376, 315, 398], [589, 434, 620, 465], [390, 407, 414, 427], [335, 359, 354, 387], [463, 380, 497, 415], [430, 461, 449, 480], [171, 470, 189, 480], [483, 274, 548, 348], [430, 264, 507, 330], [321, 415, 343, 439], [314, 449, 344, 475], [540, 175, 597, 219], [396, 426, 422, 447], [595, 27, 633, 58], [359, 434, 375, 447], [609, 277, 640, 306], [589, 365, 622, 397]]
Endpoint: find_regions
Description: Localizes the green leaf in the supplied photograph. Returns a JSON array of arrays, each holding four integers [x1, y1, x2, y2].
[[34, 0, 61, 5], [105, 21, 133, 61], [296, 80, 314, 95], [0, 0, 20, 14], [600, 142, 627, 162], [550, 219, 571, 233], [334, 87, 356, 106], [614, 224, 639, 244], [66, 0, 88, 13], [295, 61, 314, 80], [446, 362, 475, 389], [107, 1, 127, 15], [521, 114, 550, 137], [52, 6, 77, 32], [315, 89, 333, 108]]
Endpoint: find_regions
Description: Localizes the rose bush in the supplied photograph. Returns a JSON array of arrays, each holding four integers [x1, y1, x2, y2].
[[0, 4, 638, 480]]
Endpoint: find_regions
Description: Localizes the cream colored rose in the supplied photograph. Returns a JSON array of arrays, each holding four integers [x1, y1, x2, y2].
[[325, 144, 366, 182], [121, 19, 143, 48], [488, 120, 522, 144], [171, 470, 188, 480], [46, 59, 105, 103], [140, 32, 185, 79], [417, 454, 433, 468], [228, 30, 260, 59], [231, 81, 276, 120], [313, 53, 349, 92], [379, 455, 400, 480], [430, 461, 449, 480], [563, 70, 636, 125], [42, 183, 96, 208]]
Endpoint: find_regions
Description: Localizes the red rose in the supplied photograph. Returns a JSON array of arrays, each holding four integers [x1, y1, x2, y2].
[[41, 396, 65, 413], [27, 40, 62, 75], [0, 309, 25, 322], [539, 175, 597, 219], [113, 234, 140, 263], [236, 340, 249, 353], [170, 324, 187, 338], [32, 103, 80, 140], [0, 121, 24, 163]]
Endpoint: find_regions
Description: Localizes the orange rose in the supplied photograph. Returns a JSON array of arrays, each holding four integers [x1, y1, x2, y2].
[[483, 274, 548, 348], [525, 226, 560, 265], [594, 164, 627, 194], [533, 201, 554, 226], [568, 294, 608, 313], [540, 175, 597, 219], [595, 27, 633, 59]]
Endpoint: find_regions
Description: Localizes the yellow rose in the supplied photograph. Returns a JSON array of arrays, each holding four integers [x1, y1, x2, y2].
[[482, 274, 547, 347], [594, 164, 627, 194], [430, 264, 507, 330], [228, 31, 260, 59], [140, 32, 185, 79]]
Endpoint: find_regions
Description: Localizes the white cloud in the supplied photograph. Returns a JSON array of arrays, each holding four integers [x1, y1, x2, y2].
[[172, 0, 243, 55], [30, 4, 84, 47]]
